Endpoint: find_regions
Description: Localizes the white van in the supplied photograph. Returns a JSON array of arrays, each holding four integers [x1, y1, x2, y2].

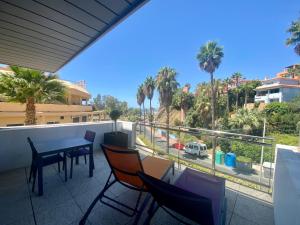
[[184, 142, 208, 157]]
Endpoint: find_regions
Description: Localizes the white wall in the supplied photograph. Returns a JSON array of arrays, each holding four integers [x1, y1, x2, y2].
[[0, 121, 134, 172], [273, 144, 300, 225]]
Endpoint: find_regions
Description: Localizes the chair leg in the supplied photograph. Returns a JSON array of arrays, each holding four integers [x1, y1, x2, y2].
[[70, 156, 73, 179], [79, 173, 115, 225], [84, 155, 87, 164], [76, 156, 79, 165], [32, 167, 37, 192], [29, 164, 33, 182], [64, 154, 68, 182], [58, 161, 61, 173], [144, 203, 159, 225]]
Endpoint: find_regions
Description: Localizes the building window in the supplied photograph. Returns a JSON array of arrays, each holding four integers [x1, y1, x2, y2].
[[82, 116, 87, 122], [270, 88, 279, 94], [72, 117, 80, 123], [257, 91, 267, 96], [6, 124, 24, 127], [47, 121, 59, 124], [60, 116, 64, 120]]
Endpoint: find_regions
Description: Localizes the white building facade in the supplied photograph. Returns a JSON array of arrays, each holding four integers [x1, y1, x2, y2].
[[255, 67, 300, 104]]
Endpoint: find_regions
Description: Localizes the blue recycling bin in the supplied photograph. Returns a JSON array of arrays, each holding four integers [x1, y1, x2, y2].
[[225, 153, 236, 167]]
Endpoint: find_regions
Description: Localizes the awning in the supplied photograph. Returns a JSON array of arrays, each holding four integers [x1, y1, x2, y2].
[[0, 0, 148, 72]]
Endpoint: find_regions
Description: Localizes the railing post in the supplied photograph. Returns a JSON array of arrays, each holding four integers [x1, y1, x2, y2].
[[212, 136, 216, 175]]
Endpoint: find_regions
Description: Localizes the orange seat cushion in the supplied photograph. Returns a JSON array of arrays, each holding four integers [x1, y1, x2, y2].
[[142, 156, 173, 180]]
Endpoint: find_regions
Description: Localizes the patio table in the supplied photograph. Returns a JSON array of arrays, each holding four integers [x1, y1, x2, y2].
[[34, 137, 94, 196]]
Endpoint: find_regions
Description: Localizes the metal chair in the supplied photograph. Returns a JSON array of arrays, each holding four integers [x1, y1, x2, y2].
[[79, 144, 174, 225], [27, 137, 66, 192], [67, 130, 96, 178], [138, 170, 226, 225]]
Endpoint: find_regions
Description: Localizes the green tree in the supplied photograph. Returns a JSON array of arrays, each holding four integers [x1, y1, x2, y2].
[[172, 87, 194, 123], [231, 72, 243, 109], [286, 17, 300, 56], [156, 67, 179, 153], [136, 84, 145, 133], [143, 76, 155, 142], [197, 41, 224, 129], [197, 41, 224, 172], [0, 66, 65, 125], [92, 94, 105, 110], [229, 108, 262, 135], [241, 82, 254, 107], [223, 78, 232, 113]]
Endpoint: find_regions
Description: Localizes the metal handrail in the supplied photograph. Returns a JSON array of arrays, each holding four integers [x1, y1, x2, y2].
[[137, 122, 274, 147]]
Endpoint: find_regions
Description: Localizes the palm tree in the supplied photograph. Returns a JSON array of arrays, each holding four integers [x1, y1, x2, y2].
[[224, 78, 232, 113], [143, 76, 155, 142], [197, 41, 223, 173], [197, 41, 224, 129], [0, 66, 65, 125], [156, 67, 178, 153], [229, 108, 262, 134], [286, 18, 300, 56], [136, 84, 145, 133], [231, 72, 243, 109], [241, 82, 253, 107]]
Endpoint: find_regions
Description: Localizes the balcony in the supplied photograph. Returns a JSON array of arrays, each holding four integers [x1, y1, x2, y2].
[[0, 122, 284, 225]]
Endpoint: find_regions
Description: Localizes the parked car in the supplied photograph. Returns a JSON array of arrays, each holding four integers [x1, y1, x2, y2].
[[172, 142, 185, 150], [184, 142, 208, 157]]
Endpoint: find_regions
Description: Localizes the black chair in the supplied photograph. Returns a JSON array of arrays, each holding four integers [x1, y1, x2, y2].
[[67, 130, 96, 178], [138, 172, 216, 225], [27, 137, 66, 192]]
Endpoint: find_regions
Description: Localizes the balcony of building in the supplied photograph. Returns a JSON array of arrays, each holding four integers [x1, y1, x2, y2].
[[0, 121, 298, 225]]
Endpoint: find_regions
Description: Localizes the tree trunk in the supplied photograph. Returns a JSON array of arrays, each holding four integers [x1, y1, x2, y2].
[[150, 99, 153, 144], [236, 92, 239, 110], [210, 73, 216, 174], [210, 73, 215, 130], [139, 105, 142, 133], [226, 92, 230, 113], [25, 97, 36, 125], [166, 106, 170, 154], [143, 102, 145, 138], [244, 92, 248, 108]]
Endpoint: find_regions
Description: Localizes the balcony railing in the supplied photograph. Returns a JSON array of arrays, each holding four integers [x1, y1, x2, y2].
[[134, 122, 275, 193]]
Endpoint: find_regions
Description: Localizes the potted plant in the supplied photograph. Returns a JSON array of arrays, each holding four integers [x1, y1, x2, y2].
[[103, 109, 128, 147], [236, 156, 252, 171]]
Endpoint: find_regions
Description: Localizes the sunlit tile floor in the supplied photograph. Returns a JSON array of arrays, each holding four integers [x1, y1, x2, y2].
[[0, 150, 274, 225]]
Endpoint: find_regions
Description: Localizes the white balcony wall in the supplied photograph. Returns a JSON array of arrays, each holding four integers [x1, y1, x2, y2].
[[0, 121, 134, 172], [273, 144, 300, 225]]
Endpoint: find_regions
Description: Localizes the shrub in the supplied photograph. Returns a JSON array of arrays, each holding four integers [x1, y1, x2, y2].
[[218, 139, 231, 153], [109, 109, 122, 132], [236, 156, 252, 163]]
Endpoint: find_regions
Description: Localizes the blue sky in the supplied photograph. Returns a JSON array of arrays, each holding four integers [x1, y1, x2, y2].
[[58, 0, 300, 108]]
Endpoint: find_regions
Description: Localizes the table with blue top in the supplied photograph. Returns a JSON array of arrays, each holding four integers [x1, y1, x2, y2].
[[35, 138, 94, 196]]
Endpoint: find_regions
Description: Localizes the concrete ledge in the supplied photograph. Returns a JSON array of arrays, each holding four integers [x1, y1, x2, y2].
[[273, 144, 300, 225], [0, 121, 134, 172]]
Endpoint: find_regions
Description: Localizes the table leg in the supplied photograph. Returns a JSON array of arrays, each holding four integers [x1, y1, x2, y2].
[[89, 144, 94, 177], [37, 157, 43, 196], [64, 152, 68, 182]]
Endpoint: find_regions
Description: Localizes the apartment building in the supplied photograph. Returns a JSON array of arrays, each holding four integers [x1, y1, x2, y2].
[[0, 66, 104, 126], [255, 65, 300, 104]]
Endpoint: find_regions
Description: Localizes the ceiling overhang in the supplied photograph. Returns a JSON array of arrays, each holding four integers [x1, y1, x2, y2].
[[0, 0, 148, 72]]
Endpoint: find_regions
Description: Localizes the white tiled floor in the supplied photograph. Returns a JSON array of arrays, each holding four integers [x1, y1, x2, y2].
[[0, 151, 274, 225]]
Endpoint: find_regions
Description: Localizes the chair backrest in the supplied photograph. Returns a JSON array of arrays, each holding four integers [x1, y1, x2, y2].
[[84, 130, 96, 142], [101, 144, 144, 189], [27, 137, 38, 160], [138, 172, 214, 225]]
